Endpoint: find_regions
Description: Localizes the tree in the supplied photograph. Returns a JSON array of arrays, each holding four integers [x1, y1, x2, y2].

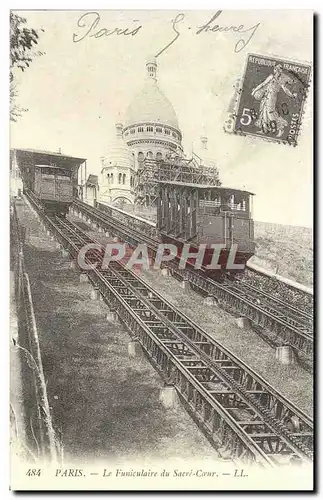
[[10, 12, 44, 121]]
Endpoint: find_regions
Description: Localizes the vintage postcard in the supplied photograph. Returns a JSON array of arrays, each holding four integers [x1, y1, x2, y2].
[[9, 10, 314, 491]]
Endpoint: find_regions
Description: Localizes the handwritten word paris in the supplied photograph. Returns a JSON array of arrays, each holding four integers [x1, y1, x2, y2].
[[73, 11, 260, 55]]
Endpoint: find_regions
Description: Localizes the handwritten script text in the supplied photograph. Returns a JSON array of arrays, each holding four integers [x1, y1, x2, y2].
[[73, 11, 260, 55]]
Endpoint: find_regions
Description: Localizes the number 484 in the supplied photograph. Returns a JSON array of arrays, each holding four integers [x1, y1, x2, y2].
[[26, 469, 42, 476]]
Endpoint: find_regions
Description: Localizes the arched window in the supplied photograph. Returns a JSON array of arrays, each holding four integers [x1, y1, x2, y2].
[[122, 174, 126, 185], [138, 152, 144, 162], [156, 152, 162, 161], [118, 173, 122, 184], [146, 151, 153, 159]]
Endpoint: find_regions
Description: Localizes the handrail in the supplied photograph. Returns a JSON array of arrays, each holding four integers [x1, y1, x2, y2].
[[11, 200, 58, 463]]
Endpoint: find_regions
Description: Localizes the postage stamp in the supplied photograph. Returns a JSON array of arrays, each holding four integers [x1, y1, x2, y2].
[[224, 53, 312, 146]]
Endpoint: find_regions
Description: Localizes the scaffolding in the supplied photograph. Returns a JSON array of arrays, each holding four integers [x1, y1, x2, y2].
[[135, 154, 221, 206]]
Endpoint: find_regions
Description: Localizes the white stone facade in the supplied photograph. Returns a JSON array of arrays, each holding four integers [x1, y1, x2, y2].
[[100, 57, 184, 206], [122, 57, 183, 171], [99, 57, 215, 206], [100, 123, 136, 205]]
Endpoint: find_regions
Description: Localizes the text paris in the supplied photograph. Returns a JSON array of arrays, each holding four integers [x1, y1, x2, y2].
[[73, 12, 142, 43]]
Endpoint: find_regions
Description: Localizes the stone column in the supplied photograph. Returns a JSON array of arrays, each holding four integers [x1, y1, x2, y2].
[[159, 385, 179, 408]]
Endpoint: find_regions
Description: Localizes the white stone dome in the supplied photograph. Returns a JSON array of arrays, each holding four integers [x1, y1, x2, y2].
[[124, 84, 179, 129], [124, 59, 180, 131], [102, 123, 134, 169]]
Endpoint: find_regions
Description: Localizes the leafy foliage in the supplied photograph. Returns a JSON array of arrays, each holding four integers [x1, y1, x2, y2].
[[10, 12, 44, 121], [10, 77, 28, 122]]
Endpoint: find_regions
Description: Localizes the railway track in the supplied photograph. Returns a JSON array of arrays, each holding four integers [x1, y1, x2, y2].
[[222, 280, 313, 334], [241, 268, 313, 318], [71, 199, 313, 357], [236, 280, 312, 323], [25, 192, 314, 467], [97, 201, 313, 317]]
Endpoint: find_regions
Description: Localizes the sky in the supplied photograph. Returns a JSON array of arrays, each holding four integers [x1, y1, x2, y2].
[[10, 10, 313, 227]]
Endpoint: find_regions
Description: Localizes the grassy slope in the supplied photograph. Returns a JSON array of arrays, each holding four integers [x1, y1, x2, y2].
[[251, 221, 313, 288]]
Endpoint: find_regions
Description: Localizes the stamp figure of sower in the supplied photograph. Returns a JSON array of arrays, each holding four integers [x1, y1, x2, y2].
[[251, 64, 298, 137], [228, 54, 311, 145]]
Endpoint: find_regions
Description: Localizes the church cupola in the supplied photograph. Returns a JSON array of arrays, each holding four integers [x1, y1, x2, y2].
[[122, 57, 183, 163], [146, 56, 157, 81], [200, 135, 208, 150]]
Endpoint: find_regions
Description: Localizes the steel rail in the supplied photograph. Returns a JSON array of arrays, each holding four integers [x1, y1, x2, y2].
[[41, 213, 313, 465], [92, 200, 313, 318], [73, 199, 158, 249], [233, 280, 312, 323], [60, 212, 313, 419], [97, 201, 313, 314], [36, 218, 276, 466], [61, 219, 313, 448], [72, 200, 313, 357], [172, 266, 313, 356], [222, 281, 312, 334], [24, 189, 316, 465]]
